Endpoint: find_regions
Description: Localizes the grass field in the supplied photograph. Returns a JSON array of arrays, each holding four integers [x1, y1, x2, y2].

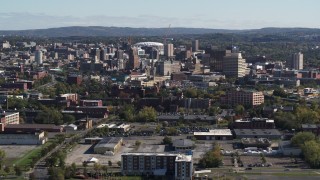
[[12, 141, 54, 169], [12, 146, 42, 168]]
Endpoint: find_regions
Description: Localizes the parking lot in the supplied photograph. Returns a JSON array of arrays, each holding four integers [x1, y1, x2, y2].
[[66, 136, 168, 166], [65, 141, 134, 166], [66, 134, 213, 166], [239, 156, 307, 168]]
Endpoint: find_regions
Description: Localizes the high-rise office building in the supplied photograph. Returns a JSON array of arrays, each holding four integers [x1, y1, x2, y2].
[[291, 52, 303, 70], [90, 48, 101, 61], [35, 50, 43, 65], [223, 52, 247, 78], [54, 52, 59, 59], [150, 49, 159, 60], [67, 54, 74, 60], [107, 47, 114, 54], [157, 60, 180, 76], [115, 49, 124, 60], [100, 49, 106, 61], [83, 53, 89, 59], [128, 48, 140, 70], [164, 43, 174, 58], [118, 59, 124, 70], [204, 46, 232, 72], [192, 40, 199, 52]]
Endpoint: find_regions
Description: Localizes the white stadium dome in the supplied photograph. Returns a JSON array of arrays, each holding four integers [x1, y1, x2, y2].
[[134, 42, 164, 47]]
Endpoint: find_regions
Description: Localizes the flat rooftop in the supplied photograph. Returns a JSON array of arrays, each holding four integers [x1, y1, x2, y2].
[[175, 154, 192, 162], [234, 129, 281, 136], [158, 114, 215, 121], [4, 112, 19, 116], [194, 129, 232, 136], [241, 138, 271, 145], [117, 124, 130, 129], [173, 139, 194, 147], [302, 124, 318, 129], [97, 123, 116, 129], [5, 124, 62, 129], [136, 144, 165, 153], [121, 152, 178, 156], [235, 118, 274, 123], [94, 137, 122, 148]]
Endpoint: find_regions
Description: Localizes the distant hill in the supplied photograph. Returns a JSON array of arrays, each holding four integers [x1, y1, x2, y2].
[[0, 26, 320, 37]]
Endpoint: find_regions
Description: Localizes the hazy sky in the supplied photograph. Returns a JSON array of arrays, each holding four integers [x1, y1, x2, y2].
[[0, 0, 319, 30]]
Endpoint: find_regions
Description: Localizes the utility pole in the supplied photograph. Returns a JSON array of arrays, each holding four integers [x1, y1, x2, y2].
[[6, 91, 8, 110]]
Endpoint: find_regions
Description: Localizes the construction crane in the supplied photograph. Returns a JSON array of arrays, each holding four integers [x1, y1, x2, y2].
[[163, 24, 172, 45]]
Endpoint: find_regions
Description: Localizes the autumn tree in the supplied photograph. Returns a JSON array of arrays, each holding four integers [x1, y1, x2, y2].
[[136, 106, 157, 122], [199, 144, 223, 168]]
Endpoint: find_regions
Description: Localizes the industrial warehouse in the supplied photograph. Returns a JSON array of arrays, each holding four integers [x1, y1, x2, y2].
[[93, 137, 123, 155]]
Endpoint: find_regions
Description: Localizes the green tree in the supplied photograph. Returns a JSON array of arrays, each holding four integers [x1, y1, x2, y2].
[[14, 166, 22, 176], [48, 167, 65, 180], [93, 163, 102, 178], [184, 88, 197, 98], [135, 140, 141, 147], [199, 144, 223, 168], [260, 153, 267, 164], [0, 149, 5, 169], [273, 88, 287, 98], [63, 114, 75, 124], [162, 136, 172, 145], [274, 111, 298, 130], [301, 140, 320, 168], [4, 166, 11, 174], [310, 102, 319, 111], [291, 132, 316, 147], [102, 165, 108, 176], [7, 97, 28, 110], [55, 82, 70, 95], [119, 104, 135, 121], [117, 161, 121, 167], [208, 106, 220, 116], [136, 106, 157, 122], [70, 163, 77, 176], [82, 161, 87, 168], [64, 166, 73, 179], [234, 105, 245, 116], [295, 106, 319, 124], [166, 127, 178, 135], [108, 161, 112, 166], [35, 107, 63, 125]]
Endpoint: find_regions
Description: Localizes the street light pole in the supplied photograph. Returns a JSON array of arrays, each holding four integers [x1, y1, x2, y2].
[[6, 92, 8, 110]]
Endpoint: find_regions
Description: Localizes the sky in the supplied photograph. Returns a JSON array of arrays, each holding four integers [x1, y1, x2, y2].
[[0, 0, 319, 30]]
